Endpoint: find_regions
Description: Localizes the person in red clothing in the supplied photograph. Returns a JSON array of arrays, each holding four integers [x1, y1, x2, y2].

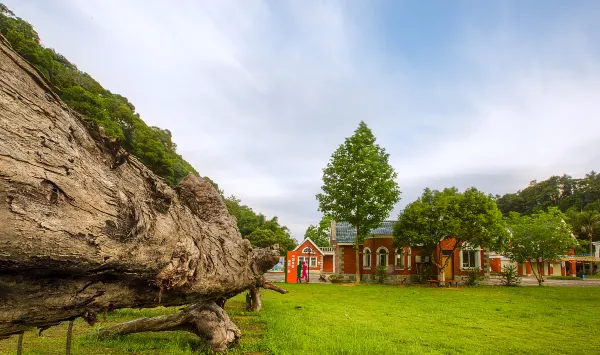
[[301, 260, 308, 283]]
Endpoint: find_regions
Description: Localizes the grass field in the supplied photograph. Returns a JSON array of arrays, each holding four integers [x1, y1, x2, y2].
[[2, 284, 600, 354]]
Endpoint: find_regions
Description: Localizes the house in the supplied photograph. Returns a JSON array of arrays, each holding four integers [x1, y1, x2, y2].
[[290, 238, 335, 274], [329, 220, 489, 282]]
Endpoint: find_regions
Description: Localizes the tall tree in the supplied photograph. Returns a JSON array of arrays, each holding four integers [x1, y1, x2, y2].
[[316, 121, 400, 283], [504, 208, 576, 285], [394, 187, 508, 283], [567, 209, 600, 276], [304, 215, 332, 247]]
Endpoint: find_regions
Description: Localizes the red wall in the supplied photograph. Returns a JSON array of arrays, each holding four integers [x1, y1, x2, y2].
[[340, 239, 418, 277], [322, 255, 334, 273], [337, 236, 488, 278], [489, 258, 501, 273]]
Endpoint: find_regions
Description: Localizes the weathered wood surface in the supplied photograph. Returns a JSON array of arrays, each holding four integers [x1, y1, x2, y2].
[[0, 34, 279, 351]]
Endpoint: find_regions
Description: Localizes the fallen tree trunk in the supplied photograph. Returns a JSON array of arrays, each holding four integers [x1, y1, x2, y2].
[[97, 302, 240, 353], [0, 34, 280, 352], [97, 281, 287, 344]]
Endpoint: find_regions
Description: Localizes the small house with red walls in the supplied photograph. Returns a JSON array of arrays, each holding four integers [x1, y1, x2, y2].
[[330, 220, 492, 282], [291, 238, 335, 274]]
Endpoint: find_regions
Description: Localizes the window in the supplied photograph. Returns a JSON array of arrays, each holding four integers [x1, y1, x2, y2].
[[407, 248, 412, 270], [363, 248, 371, 268], [462, 250, 478, 268], [378, 248, 388, 266], [302, 247, 313, 254], [395, 248, 405, 269], [298, 256, 305, 264], [310, 257, 317, 267]]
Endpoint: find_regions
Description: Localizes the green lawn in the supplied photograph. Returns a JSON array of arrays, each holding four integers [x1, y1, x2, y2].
[[2, 284, 600, 354]]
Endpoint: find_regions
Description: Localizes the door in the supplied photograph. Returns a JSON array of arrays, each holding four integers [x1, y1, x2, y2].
[[441, 255, 453, 280]]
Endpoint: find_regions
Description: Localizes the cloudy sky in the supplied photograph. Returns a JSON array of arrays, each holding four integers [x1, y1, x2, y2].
[[6, 0, 600, 240]]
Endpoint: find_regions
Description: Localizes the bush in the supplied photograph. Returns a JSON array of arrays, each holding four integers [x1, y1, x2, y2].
[[464, 267, 484, 286], [500, 264, 521, 286], [375, 265, 389, 284], [329, 274, 344, 284]]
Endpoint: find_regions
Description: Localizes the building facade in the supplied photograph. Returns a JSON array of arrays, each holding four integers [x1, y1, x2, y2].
[[328, 220, 489, 282]]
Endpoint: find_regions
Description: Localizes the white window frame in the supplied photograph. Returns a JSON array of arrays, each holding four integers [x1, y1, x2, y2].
[[395, 248, 405, 269], [377, 247, 389, 267], [460, 247, 481, 270], [302, 247, 313, 254], [363, 248, 371, 269], [310, 257, 317, 267]]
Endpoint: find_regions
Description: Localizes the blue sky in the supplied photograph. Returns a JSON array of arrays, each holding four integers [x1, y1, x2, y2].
[[5, 0, 600, 240]]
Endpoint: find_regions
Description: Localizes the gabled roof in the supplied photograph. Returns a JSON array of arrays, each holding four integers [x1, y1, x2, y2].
[[293, 237, 325, 255], [335, 221, 396, 243]]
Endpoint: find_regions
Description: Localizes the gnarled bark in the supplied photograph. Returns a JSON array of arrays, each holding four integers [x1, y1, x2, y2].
[[0, 33, 280, 352], [97, 302, 240, 353]]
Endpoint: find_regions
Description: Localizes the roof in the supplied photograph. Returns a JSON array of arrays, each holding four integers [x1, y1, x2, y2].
[[335, 221, 396, 243], [292, 237, 325, 255]]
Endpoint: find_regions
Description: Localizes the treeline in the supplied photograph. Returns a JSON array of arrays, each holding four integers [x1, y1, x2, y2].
[[495, 171, 600, 243], [223, 195, 297, 252], [495, 171, 600, 215], [0, 4, 196, 185], [0, 4, 297, 252]]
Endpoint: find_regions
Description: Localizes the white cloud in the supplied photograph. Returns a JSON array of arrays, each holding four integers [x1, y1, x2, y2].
[[4, 0, 600, 241]]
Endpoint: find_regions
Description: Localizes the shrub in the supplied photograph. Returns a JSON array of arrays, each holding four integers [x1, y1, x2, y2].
[[375, 265, 389, 284], [464, 267, 484, 286], [500, 264, 521, 286], [329, 274, 344, 284]]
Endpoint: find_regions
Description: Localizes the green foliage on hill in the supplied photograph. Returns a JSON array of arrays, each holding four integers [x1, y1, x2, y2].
[[224, 196, 297, 252], [0, 4, 196, 185], [495, 171, 600, 242], [496, 171, 600, 216]]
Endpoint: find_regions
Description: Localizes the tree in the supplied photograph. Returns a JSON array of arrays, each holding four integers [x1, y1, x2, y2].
[[567, 209, 600, 276], [504, 208, 576, 286], [316, 121, 400, 283], [304, 215, 331, 247], [394, 187, 508, 283]]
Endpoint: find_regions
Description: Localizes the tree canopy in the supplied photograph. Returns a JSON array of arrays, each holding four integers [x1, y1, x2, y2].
[[394, 187, 508, 281], [0, 4, 196, 185], [224, 196, 297, 252], [495, 171, 600, 244], [304, 215, 332, 247], [496, 172, 600, 217], [317, 121, 400, 282], [503, 207, 576, 285]]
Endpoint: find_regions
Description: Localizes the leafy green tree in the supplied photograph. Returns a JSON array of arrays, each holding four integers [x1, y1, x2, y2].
[[304, 215, 331, 247], [224, 196, 297, 252], [0, 4, 198, 185], [316, 121, 400, 283], [567, 209, 600, 275], [246, 226, 297, 252], [394, 187, 508, 283], [504, 207, 576, 285]]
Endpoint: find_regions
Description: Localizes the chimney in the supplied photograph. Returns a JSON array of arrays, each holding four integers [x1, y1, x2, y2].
[[330, 219, 336, 245]]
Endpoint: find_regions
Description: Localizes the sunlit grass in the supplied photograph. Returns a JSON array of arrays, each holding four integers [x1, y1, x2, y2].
[[1, 284, 599, 354]]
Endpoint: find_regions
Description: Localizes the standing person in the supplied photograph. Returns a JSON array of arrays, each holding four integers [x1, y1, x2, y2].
[[302, 260, 308, 283], [297, 260, 303, 283]]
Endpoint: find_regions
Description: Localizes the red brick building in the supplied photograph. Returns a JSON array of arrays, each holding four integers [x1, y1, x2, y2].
[[329, 220, 491, 282], [291, 238, 335, 273]]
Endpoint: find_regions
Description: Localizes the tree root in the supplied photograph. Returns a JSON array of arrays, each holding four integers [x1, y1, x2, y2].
[[95, 302, 240, 353]]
